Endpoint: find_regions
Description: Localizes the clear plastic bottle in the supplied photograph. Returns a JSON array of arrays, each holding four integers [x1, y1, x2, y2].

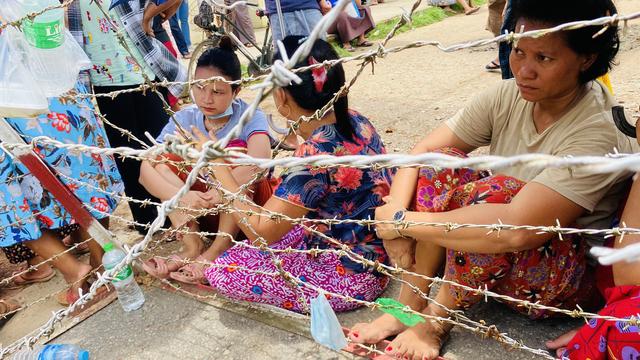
[[12, 344, 89, 360], [8, 0, 90, 96], [102, 242, 145, 312]]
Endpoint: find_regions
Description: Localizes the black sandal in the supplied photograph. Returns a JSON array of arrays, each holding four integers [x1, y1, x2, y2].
[[485, 60, 501, 71]]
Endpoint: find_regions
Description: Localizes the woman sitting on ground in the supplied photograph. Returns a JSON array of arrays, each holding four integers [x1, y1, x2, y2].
[[202, 36, 393, 312], [139, 37, 273, 284], [1, 83, 123, 306], [349, 0, 637, 358], [326, 0, 375, 52]]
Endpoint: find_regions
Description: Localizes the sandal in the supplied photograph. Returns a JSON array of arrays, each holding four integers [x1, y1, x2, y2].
[[356, 40, 373, 47], [465, 7, 479, 15], [0, 299, 21, 326], [6, 266, 56, 289], [56, 283, 112, 308], [169, 257, 210, 285], [62, 235, 90, 255], [142, 254, 186, 279], [485, 60, 501, 71], [344, 45, 356, 52]]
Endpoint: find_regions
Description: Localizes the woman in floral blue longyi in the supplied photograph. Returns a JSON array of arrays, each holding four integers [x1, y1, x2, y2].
[[203, 37, 393, 312], [0, 83, 123, 305]]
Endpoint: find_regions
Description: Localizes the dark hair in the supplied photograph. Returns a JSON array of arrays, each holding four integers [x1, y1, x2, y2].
[[196, 36, 242, 90], [509, 0, 619, 83], [273, 36, 354, 140]]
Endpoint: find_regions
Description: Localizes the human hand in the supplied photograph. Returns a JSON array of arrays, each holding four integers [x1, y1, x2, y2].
[[374, 196, 404, 240], [142, 3, 159, 36], [375, 196, 416, 268], [383, 237, 416, 269], [180, 190, 215, 210], [190, 126, 218, 151], [319, 0, 332, 15]]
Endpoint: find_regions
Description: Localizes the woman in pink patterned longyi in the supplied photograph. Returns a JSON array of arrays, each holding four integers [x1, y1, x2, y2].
[[203, 36, 394, 313]]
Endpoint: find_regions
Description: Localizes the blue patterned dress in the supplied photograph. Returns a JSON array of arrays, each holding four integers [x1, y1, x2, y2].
[[0, 84, 123, 248]]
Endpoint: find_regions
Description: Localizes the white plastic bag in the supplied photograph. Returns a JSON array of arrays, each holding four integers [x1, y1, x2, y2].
[[0, 28, 49, 118], [345, 0, 362, 18], [0, 0, 91, 97], [310, 291, 348, 351]]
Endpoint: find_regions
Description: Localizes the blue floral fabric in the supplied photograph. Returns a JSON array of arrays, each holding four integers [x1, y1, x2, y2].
[[274, 111, 393, 273], [0, 84, 124, 247]]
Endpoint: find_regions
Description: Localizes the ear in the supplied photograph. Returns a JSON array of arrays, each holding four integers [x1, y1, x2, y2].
[[233, 87, 241, 97], [580, 53, 597, 73], [274, 87, 289, 106]]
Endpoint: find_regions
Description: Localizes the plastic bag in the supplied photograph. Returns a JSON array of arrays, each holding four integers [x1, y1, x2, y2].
[[310, 291, 348, 351], [0, 28, 49, 118], [0, 0, 91, 97]]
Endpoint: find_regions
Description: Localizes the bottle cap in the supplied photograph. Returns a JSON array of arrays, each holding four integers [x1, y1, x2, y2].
[[78, 349, 89, 360], [103, 242, 114, 252]]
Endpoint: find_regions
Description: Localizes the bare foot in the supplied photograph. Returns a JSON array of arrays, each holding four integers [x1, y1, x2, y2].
[[385, 314, 449, 360], [385, 304, 451, 360], [546, 329, 578, 358], [349, 313, 408, 344]]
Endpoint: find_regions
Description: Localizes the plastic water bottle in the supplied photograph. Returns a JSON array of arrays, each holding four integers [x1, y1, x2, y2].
[[102, 242, 145, 312], [12, 344, 89, 360], [9, 0, 90, 96]]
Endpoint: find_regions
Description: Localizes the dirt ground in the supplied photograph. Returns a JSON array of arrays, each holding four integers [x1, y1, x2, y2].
[[4, 0, 640, 358]]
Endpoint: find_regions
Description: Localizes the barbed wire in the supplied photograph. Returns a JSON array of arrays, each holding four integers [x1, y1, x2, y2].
[[3, 0, 640, 358]]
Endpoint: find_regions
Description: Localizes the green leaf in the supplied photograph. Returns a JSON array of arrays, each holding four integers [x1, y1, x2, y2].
[[374, 297, 425, 326]]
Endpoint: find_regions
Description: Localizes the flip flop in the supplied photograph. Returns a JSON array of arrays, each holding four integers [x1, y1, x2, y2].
[[6, 267, 56, 289], [56, 283, 112, 308], [0, 299, 21, 326], [465, 7, 480, 15], [142, 254, 185, 279], [169, 257, 210, 285], [485, 60, 501, 71], [357, 40, 373, 47]]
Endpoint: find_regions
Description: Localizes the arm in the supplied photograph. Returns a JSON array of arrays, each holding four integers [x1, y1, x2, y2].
[[229, 134, 272, 186], [202, 134, 272, 258], [377, 182, 584, 253], [387, 124, 477, 210], [140, 160, 182, 201], [613, 174, 640, 286]]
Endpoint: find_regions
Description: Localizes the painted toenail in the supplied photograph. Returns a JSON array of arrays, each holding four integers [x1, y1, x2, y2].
[[353, 332, 359, 338], [386, 346, 393, 352]]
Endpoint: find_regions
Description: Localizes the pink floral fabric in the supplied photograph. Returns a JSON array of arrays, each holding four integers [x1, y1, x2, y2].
[[204, 226, 388, 313]]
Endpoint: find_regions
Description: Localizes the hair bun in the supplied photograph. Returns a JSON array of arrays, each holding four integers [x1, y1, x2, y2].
[[218, 36, 235, 52]]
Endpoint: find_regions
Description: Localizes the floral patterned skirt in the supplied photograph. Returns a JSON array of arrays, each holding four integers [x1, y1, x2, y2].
[[0, 84, 123, 247], [204, 226, 388, 313], [415, 147, 599, 319]]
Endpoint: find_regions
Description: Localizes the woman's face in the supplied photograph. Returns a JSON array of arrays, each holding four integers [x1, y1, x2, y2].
[[192, 66, 236, 118], [510, 18, 592, 103]]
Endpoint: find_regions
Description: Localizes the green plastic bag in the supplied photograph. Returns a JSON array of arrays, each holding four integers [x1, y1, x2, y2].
[[375, 297, 425, 327]]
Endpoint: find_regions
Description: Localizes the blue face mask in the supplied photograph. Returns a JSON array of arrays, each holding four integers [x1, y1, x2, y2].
[[205, 104, 234, 120]]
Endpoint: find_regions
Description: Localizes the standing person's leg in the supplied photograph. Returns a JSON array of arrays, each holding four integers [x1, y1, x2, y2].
[[499, 0, 513, 79], [457, 0, 479, 14], [269, 13, 285, 46], [169, 14, 191, 57], [2, 244, 55, 285], [24, 231, 93, 302], [94, 86, 164, 232], [485, 0, 505, 71], [229, 0, 257, 45], [177, 0, 191, 49]]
